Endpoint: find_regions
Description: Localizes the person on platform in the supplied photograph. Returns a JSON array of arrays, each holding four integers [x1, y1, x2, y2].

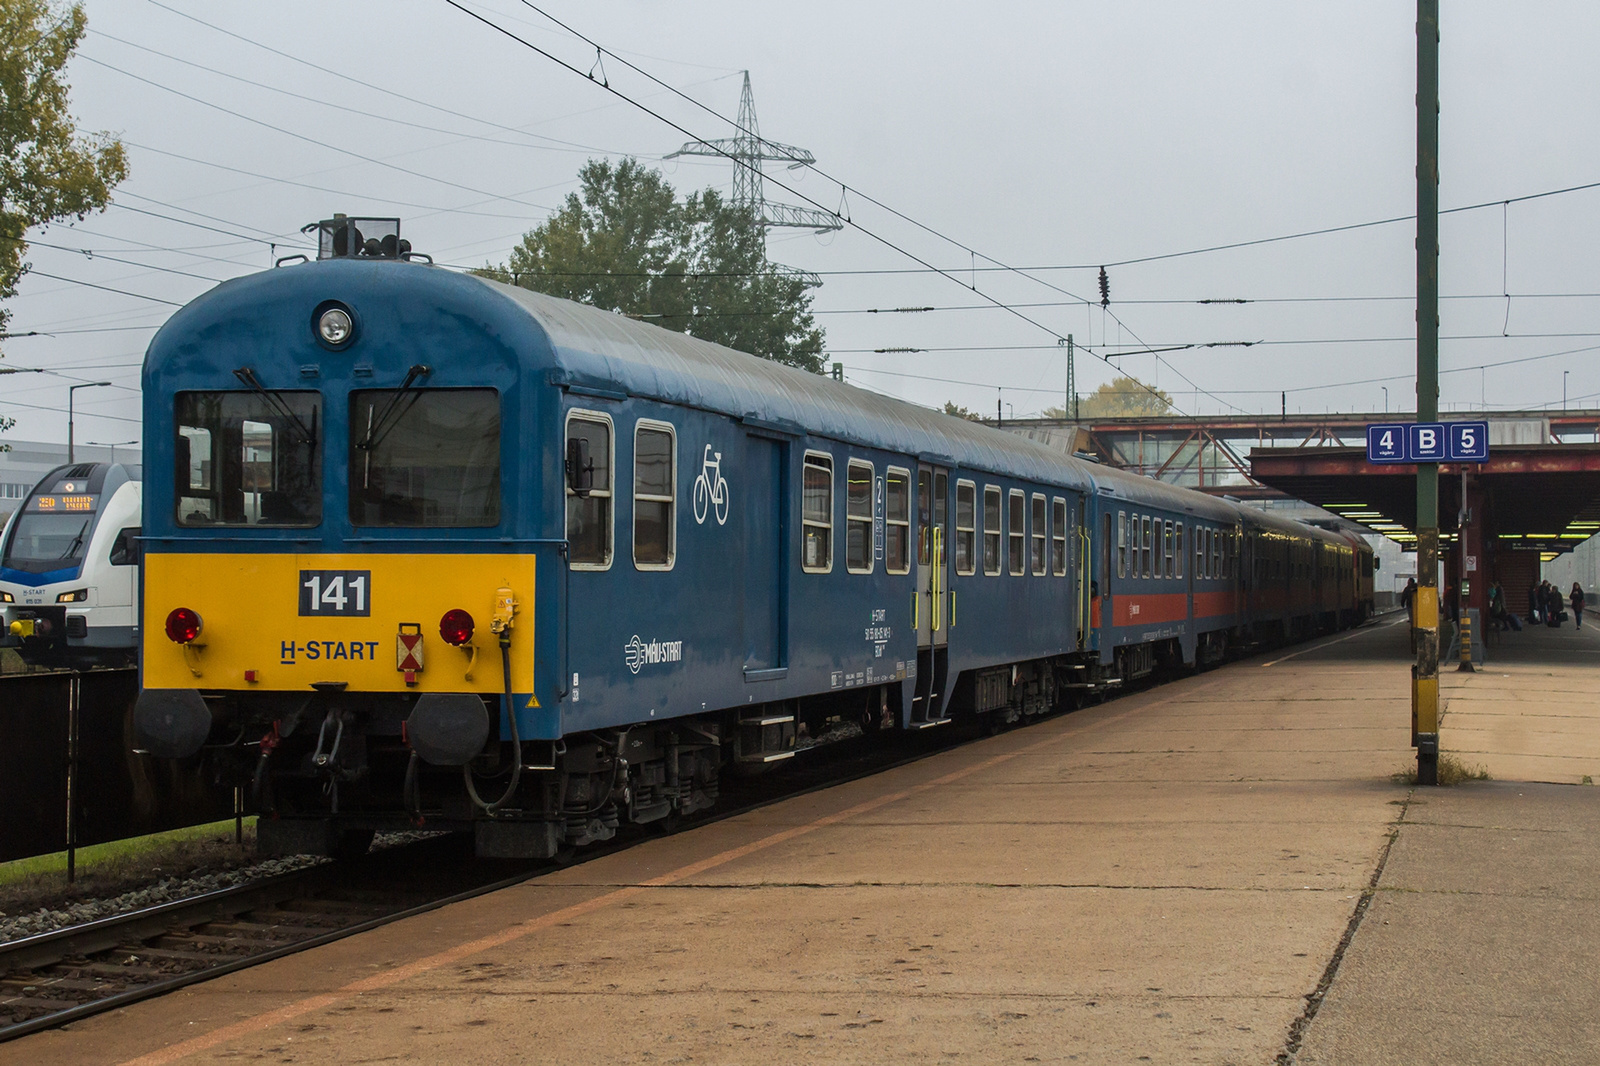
[[1572, 582, 1586, 629], [1545, 581, 1563, 628], [1489, 581, 1514, 632], [1401, 577, 1417, 616], [1530, 581, 1544, 625]]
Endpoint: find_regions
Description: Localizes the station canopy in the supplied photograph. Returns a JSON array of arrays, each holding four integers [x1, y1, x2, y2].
[[1248, 443, 1600, 555]]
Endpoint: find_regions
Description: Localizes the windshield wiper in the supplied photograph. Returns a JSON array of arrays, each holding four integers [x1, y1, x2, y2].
[[354, 364, 432, 452], [232, 367, 317, 444], [59, 519, 90, 559]]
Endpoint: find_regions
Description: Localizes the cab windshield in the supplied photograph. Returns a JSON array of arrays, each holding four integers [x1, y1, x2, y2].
[[175, 391, 321, 526], [3, 469, 103, 573], [3, 512, 96, 574], [349, 388, 499, 527]]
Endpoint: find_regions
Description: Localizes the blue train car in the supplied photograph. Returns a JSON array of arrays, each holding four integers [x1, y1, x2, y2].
[[132, 218, 1370, 859]]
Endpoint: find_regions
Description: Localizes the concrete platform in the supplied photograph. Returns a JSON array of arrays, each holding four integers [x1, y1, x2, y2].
[[8, 613, 1598, 1065]]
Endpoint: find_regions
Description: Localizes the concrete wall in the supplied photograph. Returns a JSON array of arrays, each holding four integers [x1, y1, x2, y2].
[[1542, 534, 1600, 605]]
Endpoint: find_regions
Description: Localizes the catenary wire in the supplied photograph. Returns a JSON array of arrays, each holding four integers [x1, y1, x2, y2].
[[443, 1, 1182, 413]]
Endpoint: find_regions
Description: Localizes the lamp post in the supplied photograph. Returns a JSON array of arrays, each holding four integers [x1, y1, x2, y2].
[[1382, 386, 1388, 414], [1564, 371, 1569, 411], [67, 382, 113, 464], [85, 439, 137, 465]]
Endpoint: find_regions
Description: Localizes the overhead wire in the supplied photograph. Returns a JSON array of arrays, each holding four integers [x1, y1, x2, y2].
[[80, 55, 559, 216], [443, 0, 1184, 414]]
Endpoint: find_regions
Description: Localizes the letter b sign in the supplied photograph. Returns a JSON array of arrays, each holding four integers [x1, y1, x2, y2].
[[1408, 423, 1446, 461]]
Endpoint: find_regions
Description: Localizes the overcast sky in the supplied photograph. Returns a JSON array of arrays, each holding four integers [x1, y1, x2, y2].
[[5, 0, 1600, 449]]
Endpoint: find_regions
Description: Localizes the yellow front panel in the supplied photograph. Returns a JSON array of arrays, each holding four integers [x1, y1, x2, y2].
[[143, 552, 535, 693]]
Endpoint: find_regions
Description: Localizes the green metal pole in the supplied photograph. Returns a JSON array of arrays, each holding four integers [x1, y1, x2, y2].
[[1414, 0, 1441, 785]]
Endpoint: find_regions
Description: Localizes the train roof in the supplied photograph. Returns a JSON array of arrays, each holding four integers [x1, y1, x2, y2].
[[478, 276, 1095, 492], [1076, 461, 1241, 522]]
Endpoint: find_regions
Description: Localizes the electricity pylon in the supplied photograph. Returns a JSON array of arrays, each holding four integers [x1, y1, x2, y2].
[[667, 71, 839, 286]]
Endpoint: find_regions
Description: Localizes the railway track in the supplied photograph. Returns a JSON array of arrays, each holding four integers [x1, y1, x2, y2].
[[0, 834, 543, 1042], [0, 722, 980, 1044]]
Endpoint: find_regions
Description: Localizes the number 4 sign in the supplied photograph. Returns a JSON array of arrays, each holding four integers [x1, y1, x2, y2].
[[1367, 423, 1407, 464]]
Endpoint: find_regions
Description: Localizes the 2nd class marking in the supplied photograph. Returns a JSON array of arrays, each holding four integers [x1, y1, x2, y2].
[[864, 607, 892, 658], [281, 639, 381, 665]]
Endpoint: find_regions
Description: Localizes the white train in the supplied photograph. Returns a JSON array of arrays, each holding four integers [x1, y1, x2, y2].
[[0, 462, 141, 667]]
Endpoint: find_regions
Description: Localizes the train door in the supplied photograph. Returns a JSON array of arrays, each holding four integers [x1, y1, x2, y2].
[[742, 435, 788, 674], [1075, 498, 1090, 649], [1100, 510, 1113, 636], [911, 463, 950, 724]]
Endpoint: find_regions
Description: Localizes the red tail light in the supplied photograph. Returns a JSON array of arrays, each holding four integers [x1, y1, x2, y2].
[[165, 607, 203, 644], [439, 609, 474, 646]]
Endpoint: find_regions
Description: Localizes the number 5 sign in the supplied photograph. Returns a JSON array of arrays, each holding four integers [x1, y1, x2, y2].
[[1448, 420, 1489, 461]]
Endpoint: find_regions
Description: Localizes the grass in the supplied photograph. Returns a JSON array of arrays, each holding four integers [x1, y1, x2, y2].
[[1391, 753, 1492, 787], [0, 818, 258, 916]]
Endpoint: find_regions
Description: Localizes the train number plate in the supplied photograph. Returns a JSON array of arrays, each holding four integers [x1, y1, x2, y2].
[[299, 570, 372, 617]]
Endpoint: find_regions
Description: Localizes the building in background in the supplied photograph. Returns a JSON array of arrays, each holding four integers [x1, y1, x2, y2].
[[0, 439, 137, 526]]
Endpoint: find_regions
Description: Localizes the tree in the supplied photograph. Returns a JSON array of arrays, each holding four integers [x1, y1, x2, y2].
[[0, 0, 128, 360], [942, 401, 983, 421], [483, 158, 824, 373], [1048, 376, 1173, 418]]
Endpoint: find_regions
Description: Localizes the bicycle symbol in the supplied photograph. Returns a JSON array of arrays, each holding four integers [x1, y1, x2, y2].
[[693, 444, 730, 526]]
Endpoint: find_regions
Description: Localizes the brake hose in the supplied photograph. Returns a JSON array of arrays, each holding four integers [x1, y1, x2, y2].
[[463, 629, 521, 814]]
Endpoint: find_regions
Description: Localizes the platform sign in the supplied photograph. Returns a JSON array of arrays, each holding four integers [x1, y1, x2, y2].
[[1447, 420, 1490, 462], [1366, 423, 1408, 464], [1366, 420, 1491, 464]]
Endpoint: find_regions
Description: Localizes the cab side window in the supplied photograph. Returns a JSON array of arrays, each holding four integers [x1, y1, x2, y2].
[[983, 486, 1002, 576], [565, 413, 613, 568], [109, 526, 141, 567]]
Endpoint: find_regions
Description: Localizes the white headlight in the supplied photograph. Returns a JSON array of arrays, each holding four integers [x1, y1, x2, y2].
[[318, 307, 353, 345]]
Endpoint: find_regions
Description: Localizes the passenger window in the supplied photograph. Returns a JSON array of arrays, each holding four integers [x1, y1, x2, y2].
[[917, 468, 932, 567], [1030, 494, 1047, 576], [565, 413, 613, 569], [886, 468, 910, 574], [1142, 515, 1152, 578], [1117, 510, 1127, 579], [802, 453, 833, 572], [1051, 498, 1067, 576], [846, 460, 874, 574], [983, 486, 1002, 576], [1164, 521, 1174, 577], [109, 526, 140, 567], [1175, 522, 1184, 579], [1008, 490, 1025, 576], [633, 422, 675, 568], [1195, 526, 1205, 576], [955, 481, 977, 576]]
